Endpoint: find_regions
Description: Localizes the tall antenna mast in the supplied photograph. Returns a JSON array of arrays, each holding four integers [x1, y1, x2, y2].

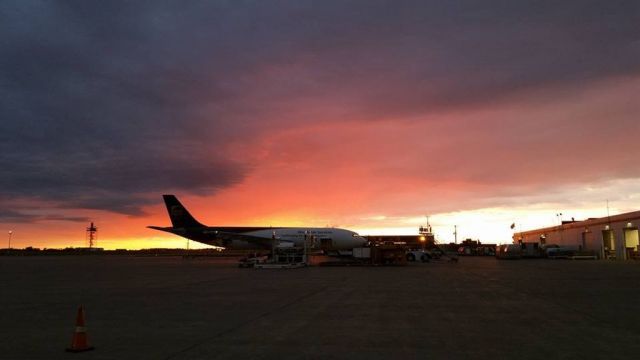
[[86, 222, 98, 248]]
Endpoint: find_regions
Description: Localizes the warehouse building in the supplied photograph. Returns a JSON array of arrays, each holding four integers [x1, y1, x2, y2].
[[513, 211, 640, 260]]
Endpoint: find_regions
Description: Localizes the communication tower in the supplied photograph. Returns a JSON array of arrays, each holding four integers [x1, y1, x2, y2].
[[419, 216, 435, 247], [419, 218, 432, 236], [86, 222, 98, 248]]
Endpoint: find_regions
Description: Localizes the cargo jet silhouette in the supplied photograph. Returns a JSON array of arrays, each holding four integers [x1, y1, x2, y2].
[[149, 195, 367, 250]]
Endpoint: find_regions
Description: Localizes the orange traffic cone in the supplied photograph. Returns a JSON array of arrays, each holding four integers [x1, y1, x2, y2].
[[66, 306, 94, 352]]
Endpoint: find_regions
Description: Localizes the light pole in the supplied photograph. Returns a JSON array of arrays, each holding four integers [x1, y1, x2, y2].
[[271, 230, 276, 263], [303, 230, 308, 265], [556, 213, 564, 243], [8, 230, 12, 250], [454, 225, 458, 244]]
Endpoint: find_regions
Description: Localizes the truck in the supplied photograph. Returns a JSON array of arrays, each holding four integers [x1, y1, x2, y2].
[[405, 249, 430, 262]]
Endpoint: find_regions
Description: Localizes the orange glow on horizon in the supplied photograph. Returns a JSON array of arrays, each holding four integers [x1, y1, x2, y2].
[[4, 77, 640, 250]]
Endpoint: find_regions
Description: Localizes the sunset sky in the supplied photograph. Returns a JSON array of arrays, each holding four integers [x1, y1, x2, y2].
[[1, 1, 639, 249]]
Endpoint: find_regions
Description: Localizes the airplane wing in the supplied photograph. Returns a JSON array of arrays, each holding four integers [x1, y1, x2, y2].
[[147, 226, 270, 247], [211, 230, 294, 249]]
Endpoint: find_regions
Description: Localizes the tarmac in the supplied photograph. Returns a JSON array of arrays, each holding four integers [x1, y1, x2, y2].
[[1, 255, 640, 359]]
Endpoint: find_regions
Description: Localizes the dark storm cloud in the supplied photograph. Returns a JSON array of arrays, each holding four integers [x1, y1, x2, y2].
[[0, 209, 90, 224], [0, 0, 638, 221], [0, 1, 252, 218]]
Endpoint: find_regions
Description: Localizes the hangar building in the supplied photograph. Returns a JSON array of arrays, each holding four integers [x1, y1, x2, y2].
[[513, 211, 640, 260]]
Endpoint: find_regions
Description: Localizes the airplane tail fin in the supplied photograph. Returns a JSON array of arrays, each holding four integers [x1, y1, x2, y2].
[[162, 195, 205, 228]]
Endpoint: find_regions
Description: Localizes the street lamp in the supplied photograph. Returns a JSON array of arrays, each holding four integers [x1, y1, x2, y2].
[[453, 225, 458, 244], [8, 230, 12, 250], [556, 213, 564, 243]]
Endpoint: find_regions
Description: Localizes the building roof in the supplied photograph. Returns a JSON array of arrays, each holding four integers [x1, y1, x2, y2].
[[515, 210, 640, 237]]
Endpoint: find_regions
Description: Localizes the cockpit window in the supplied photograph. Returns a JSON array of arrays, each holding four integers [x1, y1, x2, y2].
[[352, 233, 360, 237]]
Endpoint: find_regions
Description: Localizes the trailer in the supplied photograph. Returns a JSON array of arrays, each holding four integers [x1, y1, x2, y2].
[[349, 244, 408, 266]]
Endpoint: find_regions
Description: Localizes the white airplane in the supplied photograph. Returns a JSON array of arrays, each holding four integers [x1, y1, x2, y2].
[[148, 195, 367, 250]]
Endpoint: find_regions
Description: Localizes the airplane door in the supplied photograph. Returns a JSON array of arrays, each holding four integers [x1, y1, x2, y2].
[[320, 238, 333, 250]]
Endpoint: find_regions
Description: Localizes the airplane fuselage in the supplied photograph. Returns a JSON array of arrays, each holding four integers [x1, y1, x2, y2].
[[149, 195, 368, 250], [153, 225, 366, 250]]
